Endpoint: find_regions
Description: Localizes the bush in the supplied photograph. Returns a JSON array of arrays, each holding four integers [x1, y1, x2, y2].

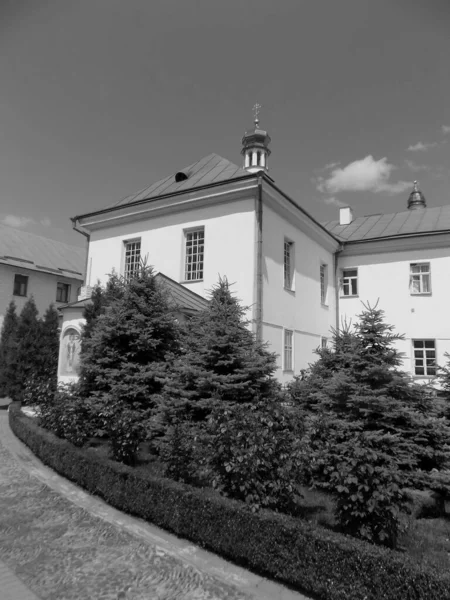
[[205, 400, 306, 514], [22, 375, 56, 407], [38, 384, 94, 447], [9, 402, 450, 600]]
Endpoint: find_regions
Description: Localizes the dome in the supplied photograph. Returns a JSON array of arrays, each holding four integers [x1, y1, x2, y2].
[[407, 181, 426, 210]]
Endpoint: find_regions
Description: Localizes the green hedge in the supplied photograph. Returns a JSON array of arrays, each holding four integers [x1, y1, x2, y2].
[[9, 402, 450, 600]]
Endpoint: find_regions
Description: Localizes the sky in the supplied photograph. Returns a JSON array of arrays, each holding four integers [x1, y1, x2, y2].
[[1, 0, 449, 247]]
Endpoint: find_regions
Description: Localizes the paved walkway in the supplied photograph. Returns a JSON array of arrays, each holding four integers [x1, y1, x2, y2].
[[0, 408, 310, 600]]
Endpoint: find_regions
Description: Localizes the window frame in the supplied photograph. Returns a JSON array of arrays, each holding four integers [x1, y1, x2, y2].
[[321, 337, 328, 349], [183, 226, 205, 282], [123, 238, 142, 282], [13, 273, 28, 297], [412, 339, 436, 377], [320, 263, 328, 305], [56, 282, 71, 303], [410, 262, 431, 295], [283, 239, 295, 291], [340, 268, 358, 297], [283, 328, 294, 372]]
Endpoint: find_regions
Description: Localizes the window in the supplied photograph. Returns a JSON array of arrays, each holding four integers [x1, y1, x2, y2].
[[413, 340, 436, 376], [56, 282, 70, 303], [321, 337, 328, 349], [124, 239, 141, 281], [13, 274, 28, 297], [410, 263, 431, 295], [341, 268, 358, 297], [284, 240, 294, 289], [320, 264, 328, 304], [184, 228, 204, 281], [284, 329, 293, 371], [257, 151, 261, 165]]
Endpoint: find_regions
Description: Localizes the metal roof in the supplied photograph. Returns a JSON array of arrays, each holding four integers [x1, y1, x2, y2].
[[110, 153, 250, 208], [155, 273, 209, 313], [0, 223, 86, 279], [323, 205, 450, 242]]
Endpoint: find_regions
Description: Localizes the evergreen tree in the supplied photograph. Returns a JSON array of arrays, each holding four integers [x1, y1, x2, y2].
[[290, 303, 450, 487], [79, 266, 180, 406], [79, 274, 124, 397], [13, 297, 42, 400], [0, 301, 19, 397], [38, 304, 60, 387], [162, 277, 279, 423]]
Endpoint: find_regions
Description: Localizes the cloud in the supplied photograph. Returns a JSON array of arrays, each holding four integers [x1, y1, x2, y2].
[[443, 125, 450, 134], [407, 141, 439, 152], [323, 161, 340, 170], [323, 196, 347, 208], [1, 214, 52, 229], [316, 155, 410, 196], [2, 215, 33, 228], [405, 159, 430, 173]]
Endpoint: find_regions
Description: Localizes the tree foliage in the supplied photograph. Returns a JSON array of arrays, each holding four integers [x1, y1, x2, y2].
[[162, 277, 279, 423], [0, 301, 19, 397], [289, 303, 450, 546]]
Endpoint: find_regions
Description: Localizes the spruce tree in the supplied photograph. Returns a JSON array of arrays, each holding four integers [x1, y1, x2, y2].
[[79, 266, 180, 406], [162, 277, 279, 423], [39, 304, 60, 387], [0, 301, 19, 397], [13, 297, 42, 400]]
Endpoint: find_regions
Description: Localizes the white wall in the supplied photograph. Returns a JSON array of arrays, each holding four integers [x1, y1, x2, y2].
[[262, 204, 337, 382], [87, 198, 257, 315], [338, 246, 450, 383], [0, 263, 81, 330]]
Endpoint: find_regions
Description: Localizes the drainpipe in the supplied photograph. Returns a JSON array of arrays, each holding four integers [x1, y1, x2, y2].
[[71, 218, 91, 291], [256, 176, 263, 342]]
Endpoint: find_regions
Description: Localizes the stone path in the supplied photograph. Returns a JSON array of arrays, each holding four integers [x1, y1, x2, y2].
[[0, 409, 310, 600]]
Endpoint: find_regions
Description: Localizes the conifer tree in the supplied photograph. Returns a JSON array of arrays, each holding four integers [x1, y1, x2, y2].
[[79, 266, 180, 406], [13, 297, 42, 400], [38, 304, 60, 386], [162, 277, 279, 423], [0, 301, 19, 397]]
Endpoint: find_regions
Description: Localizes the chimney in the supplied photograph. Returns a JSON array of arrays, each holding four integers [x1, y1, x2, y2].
[[339, 207, 353, 226]]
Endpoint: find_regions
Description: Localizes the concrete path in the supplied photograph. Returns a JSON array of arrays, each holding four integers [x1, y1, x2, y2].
[[0, 408, 311, 600]]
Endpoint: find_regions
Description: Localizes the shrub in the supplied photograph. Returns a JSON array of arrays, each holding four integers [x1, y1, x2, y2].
[[106, 404, 147, 466], [9, 402, 450, 600], [0, 301, 19, 397], [22, 374, 56, 407], [205, 400, 306, 514], [38, 383, 94, 447]]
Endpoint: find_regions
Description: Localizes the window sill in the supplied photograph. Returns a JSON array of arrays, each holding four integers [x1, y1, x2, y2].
[[284, 286, 295, 294], [410, 293, 432, 297], [283, 369, 294, 374], [340, 295, 358, 299], [181, 279, 204, 284], [13, 293, 27, 298], [412, 375, 437, 379]]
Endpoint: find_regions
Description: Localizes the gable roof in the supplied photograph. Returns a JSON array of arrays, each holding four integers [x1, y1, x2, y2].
[[323, 205, 450, 243], [110, 153, 250, 208], [0, 223, 86, 279]]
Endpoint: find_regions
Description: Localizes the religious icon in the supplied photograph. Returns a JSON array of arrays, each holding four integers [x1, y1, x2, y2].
[[60, 328, 81, 376]]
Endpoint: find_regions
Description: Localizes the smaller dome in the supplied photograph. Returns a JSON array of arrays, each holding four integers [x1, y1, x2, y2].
[[407, 181, 426, 210]]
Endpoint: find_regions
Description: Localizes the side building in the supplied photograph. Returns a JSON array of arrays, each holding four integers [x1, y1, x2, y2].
[[325, 183, 450, 384], [0, 223, 86, 330]]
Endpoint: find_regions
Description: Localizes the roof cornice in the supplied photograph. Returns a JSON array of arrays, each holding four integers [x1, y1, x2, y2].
[[340, 230, 450, 256]]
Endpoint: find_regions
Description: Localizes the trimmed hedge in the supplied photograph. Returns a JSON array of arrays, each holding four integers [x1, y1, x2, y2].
[[9, 402, 450, 600]]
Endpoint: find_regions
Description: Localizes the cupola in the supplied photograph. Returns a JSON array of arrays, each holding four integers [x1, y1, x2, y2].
[[407, 181, 427, 210], [241, 103, 271, 173]]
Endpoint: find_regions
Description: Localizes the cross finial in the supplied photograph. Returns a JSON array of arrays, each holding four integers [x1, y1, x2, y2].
[[413, 180, 419, 191], [252, 103, 261, 125]]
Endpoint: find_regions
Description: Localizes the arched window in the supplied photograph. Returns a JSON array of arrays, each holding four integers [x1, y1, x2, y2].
[[257, 151, 261, 165], [248, 152, 253, 166]]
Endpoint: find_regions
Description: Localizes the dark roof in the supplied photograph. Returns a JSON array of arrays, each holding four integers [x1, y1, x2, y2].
[[0, 223, 86, 279], [323, 205, 450, 242], [155, 273, 209, 313], [110, 153, 250, 208]]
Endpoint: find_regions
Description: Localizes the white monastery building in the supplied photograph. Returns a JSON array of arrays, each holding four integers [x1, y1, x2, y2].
[[62, 112, 450, 385]]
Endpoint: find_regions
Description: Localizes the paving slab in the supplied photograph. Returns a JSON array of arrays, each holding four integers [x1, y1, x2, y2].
[[0, 410, 311, 600]]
